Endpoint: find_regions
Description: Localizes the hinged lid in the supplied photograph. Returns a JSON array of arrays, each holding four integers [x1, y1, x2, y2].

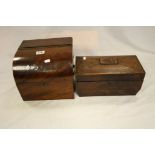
[[19, 37, 72, 49], [76, 55, 145, 81]]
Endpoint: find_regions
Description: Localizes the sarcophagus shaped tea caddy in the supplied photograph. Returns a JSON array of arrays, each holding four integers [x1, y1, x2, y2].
[[13, 37, 74, 101], [75, 55, 145, 96]]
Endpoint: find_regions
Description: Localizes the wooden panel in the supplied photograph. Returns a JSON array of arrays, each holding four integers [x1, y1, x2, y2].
[[19, 37, 72, 49], [15, 46, 72, 60], [17, 76, 74, 101], [76, 80, 143, 96]]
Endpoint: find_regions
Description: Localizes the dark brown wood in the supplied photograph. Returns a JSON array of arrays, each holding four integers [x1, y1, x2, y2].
[[19, 37, 72, 49], [13, 37, 74, 101], [75, 55, 145, 96]]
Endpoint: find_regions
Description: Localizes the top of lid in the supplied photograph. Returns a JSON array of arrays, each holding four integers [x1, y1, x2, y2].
[[19, 37, 72, 49], [76, 55, 145, 81]]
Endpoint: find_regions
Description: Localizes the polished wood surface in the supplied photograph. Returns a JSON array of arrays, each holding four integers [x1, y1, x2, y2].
[[13, 37, 74, 100], [75, 55, 145, 96]]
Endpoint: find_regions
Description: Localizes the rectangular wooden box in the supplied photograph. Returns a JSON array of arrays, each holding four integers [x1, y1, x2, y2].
[[75, 55, 145, 96], [13, 37, 74, 101]]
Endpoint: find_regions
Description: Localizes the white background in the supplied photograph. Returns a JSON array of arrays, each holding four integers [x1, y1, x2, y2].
[[0, 0, 155, 154], [0, 26, 155, 128]]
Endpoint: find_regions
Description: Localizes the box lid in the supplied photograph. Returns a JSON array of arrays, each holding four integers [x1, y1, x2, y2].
[[13, 37, 73, 83], [76, 55, 145, 81], [19, 37, 72, 49]]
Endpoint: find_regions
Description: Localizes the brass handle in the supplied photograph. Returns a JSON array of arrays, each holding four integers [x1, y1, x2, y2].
[[99, 57, 118, 65]]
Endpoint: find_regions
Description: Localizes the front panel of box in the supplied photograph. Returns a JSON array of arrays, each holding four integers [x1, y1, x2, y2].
[[76, 80, 143, 96], [17, 76, 74, 100]]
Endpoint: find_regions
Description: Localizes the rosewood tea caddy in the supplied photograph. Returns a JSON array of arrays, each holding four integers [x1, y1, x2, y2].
[[13, 37, 74, 100], [75, 55, 145, 96]]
